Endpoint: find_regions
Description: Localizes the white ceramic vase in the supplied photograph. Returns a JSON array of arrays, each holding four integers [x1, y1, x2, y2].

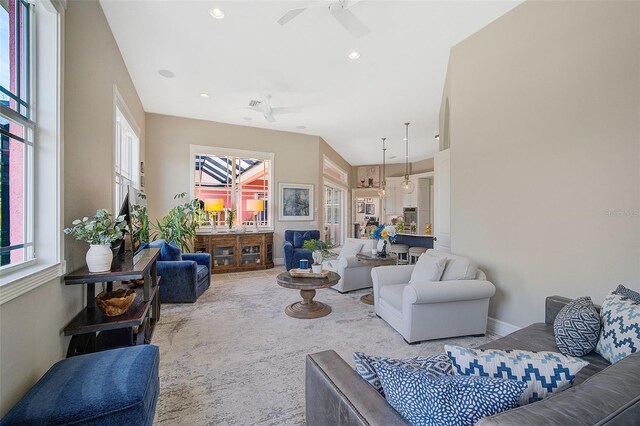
[[377, 239, 386, 252], [86, 244, 113, 273], [312, 263, 323, 273]]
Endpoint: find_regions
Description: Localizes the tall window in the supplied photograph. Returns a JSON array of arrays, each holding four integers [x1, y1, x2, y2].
[[192, 147, 273, 229], [324, 185, 345, 246], [114, 105, 140, 211], [1, 0, 33, 268]]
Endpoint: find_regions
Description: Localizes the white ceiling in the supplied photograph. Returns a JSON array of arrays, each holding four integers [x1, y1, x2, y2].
[[100, 0, 521, 166]]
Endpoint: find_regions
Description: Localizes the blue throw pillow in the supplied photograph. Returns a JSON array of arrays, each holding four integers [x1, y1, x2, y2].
[[353, 352, 452, 396], [160, 242, 182, 262], [293, 231, 311, 248], [445, 345, 588, 406], [614, 284, 640, 303], [376, 364, 526, 426], [595, 291, 640, 363], [553, 296, 601, 357]]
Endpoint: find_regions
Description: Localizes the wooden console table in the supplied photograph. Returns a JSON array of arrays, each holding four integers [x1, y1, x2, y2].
[[63, 248, 160, 357], [194, 231, 274, 274]]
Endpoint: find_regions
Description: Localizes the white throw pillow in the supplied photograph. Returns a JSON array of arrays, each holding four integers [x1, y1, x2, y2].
[[338, 240, 364, 259], [426, 250, 478, 281], [409, 253, 447, 284]]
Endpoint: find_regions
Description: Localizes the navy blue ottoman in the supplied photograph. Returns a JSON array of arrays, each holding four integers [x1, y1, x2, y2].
[[1, 345, 159, 425]]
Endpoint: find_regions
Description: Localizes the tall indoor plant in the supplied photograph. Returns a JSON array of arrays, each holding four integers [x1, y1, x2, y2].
[[64, 209, 129, 272], [151, 192, 202, 252]]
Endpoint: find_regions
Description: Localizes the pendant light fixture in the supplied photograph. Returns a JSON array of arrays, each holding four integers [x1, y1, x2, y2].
[[377, 138, 387, 198], [400, 122, 415, 194]]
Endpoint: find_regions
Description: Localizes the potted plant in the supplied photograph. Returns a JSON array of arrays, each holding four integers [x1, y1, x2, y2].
[[131, 192, 149, 246], [64, 209, 129, 272], [225, 207, 236, 230], [303, 239, 336, 273], [151, 192, 201, 252]]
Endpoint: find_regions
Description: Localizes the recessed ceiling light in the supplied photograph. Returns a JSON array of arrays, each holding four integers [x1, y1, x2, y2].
[[209, 7, 225, 19], [243, 117, 252, 121], [348, 50, 361, 60], [158, 69, 175, 78], [296, 125, 306, 130], [199, 93, 210, 98]]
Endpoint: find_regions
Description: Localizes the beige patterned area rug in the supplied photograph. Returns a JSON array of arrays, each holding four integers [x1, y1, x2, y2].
[[153, 267, 494, 425]]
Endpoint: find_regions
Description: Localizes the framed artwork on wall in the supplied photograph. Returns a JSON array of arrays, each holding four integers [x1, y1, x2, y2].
[[366, 197, 373, 203], [279, 183, 314, 221], [356, 166, 380, 188], [357, 201, 365, 214], [365, 203, 375, 215]]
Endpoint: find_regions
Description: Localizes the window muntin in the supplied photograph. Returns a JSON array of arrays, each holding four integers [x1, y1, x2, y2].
[[0, 0, 33, 270], [194, 154, 272, 229], [324, 184, 344, 246]]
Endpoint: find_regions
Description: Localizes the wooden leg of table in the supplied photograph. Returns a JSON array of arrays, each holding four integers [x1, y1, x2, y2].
[[360, 291, 374, 305], [285, 289, 332, 319]]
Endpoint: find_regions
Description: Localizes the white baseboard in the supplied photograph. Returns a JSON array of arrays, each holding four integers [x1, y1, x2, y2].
[[487, 317, 521, 337], [274, 257, 284, 266]]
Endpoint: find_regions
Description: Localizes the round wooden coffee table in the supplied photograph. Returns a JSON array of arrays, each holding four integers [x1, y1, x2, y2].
[[276, 271, 340, 319], [355, 252, 397, 305]]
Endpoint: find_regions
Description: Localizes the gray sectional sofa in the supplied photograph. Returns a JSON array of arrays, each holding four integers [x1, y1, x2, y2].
[[305, 296, 640, 425]]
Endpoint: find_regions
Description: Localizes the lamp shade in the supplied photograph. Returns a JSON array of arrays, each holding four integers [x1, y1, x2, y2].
[[204, 198, 224, 212], [246, 199, 264, 212]]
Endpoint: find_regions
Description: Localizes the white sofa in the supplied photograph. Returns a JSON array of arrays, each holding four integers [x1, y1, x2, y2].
[[323, 238, 376, 293], [371, 249, 496, 343]]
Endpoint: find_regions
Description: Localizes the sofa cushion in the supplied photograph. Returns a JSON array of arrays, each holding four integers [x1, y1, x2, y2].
[[426, 249, 478, 281], [353, 352, 452, 396], [196, 264, 209, 282], [553, 296, 600, 357], [1, 345, 159, 426], [445, 345, 588, 406], [376, 363, 526, 426], [338, 239, 364, 259], [408, 253, 446, 285], [293, 231, 312, 248], [379, 284, 406, 312], [595, 291, 640, 363], [161, 242, 182, 262], [614, 284, 640, 303]]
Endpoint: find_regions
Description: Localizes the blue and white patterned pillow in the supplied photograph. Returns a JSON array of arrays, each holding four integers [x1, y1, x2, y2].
[[595, 292, 640, 363], [376, 363, 526, 426], [553, 296, 600, 357], [614, 284, 640, 304], [353, 352, 452, 396], [445, 345, 588, 406]]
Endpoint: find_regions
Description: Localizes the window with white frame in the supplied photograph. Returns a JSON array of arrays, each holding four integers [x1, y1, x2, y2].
[[1, 0, 33, 268], [114, 105, 140, 211], [191, 146, 273, 229]]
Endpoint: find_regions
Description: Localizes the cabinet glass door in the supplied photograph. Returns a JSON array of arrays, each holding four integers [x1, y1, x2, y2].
[[213, 245, 235, 267], [241, 243, 262, 265]]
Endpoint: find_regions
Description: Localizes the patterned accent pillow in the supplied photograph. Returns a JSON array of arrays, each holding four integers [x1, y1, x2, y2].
[[445, 345, 588, 406], [376, 364, 526, 426], [293, 231, 311, 248], [353, 352, 452, 396], [614, 284, 640, 304], [595, 292, 640, 363], [553, 296, 601, 357]]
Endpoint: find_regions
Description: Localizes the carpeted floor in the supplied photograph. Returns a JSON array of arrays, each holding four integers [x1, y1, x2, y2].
[[153, 267, 494, 425]]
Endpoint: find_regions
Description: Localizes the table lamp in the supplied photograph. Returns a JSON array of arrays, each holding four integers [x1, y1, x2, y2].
[[204, 199, 224, 232], [246, 199, 264, 232]]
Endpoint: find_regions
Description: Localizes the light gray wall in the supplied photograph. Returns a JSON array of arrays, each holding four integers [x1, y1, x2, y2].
[[145, 113, 324, 259], [443, 0, 640, 327], [0, 0, 146, 415]]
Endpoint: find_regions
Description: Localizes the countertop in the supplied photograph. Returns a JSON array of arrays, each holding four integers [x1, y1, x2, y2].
[[396, 233, 435, 238]]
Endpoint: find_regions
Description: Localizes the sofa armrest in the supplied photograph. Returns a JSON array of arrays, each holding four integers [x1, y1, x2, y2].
[[545, 295, 573, 324], [338, 255, 366, 269], [182, 253, 211, 269], [305, 350, 407, 426], [157, 260, 197, 279], [372, 265, 414, 289], [283, 241, 294, 270], [404, 280, 496, 304]]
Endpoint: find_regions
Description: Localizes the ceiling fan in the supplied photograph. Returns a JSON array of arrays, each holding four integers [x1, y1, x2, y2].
[[243, 94, 303, 123], [277, 0, 371, 39]]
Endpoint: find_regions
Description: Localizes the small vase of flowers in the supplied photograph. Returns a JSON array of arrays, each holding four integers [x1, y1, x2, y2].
[[64, 209, 129, 272], [370, 224, 397, 257]]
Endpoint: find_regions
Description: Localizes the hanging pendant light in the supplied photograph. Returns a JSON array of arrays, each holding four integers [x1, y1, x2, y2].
[[400, 122, 415, 194], [377, 137, 387, 198]]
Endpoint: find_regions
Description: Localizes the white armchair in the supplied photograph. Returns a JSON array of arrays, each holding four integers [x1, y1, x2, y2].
[[323, 238, 376, 293], [371, 249, 496, 343]]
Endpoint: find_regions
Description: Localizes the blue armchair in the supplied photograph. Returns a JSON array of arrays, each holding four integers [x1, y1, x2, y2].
[[146, 240, 211, 303], [283, 230, 320, 271]]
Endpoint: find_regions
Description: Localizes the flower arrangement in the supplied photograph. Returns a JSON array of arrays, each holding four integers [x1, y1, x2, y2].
[[64, 209, 129, 245], [302, 239, 336, 265], [369, 224, 397, 243]]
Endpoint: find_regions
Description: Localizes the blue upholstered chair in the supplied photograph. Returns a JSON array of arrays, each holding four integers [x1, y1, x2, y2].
[[145, 240, 211, 303], [283, 230, 320, 271]]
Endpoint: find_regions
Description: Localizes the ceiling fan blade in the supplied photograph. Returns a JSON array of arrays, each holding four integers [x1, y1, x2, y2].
[[271, 106, 303, 115], [330, 7, 371, 38], [264, 114, 276, 123], [277, 8, 307, 26], [240, 106, 263, 112]]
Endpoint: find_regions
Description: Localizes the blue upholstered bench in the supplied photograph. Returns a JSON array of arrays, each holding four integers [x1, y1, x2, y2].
[[1, 345, 160, 425]]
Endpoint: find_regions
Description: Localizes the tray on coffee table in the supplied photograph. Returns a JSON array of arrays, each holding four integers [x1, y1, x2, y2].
[[289, 268, 331, 278]]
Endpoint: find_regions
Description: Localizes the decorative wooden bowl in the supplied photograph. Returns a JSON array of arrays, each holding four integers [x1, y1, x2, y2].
[[95, 288, 136, 317]]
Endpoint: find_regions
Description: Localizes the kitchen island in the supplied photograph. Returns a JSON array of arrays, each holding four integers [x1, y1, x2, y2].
[[394, 233, 435, 249]]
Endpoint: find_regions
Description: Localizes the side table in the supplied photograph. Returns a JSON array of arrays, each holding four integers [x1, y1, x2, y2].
[[355, 252, 397, 305]]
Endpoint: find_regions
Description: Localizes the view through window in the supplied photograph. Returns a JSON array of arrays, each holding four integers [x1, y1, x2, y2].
[[114, 106, 140, 211]]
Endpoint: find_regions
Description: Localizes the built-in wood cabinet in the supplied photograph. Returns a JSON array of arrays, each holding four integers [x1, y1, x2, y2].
[[194, 232, 274, 274]]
